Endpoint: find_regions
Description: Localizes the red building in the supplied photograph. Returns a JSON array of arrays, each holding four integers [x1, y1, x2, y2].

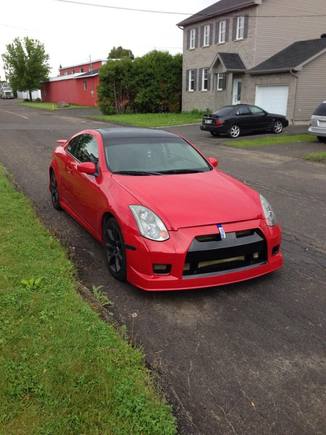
[[42, 60, 105, 107]]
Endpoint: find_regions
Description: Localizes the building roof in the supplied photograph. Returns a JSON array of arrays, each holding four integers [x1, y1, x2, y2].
[[250, 38, 326, 74], [218, 53, 246, 71], [177, 0, 257, 27], [75, 69, 99, 79], [59, 59, 105, 70]]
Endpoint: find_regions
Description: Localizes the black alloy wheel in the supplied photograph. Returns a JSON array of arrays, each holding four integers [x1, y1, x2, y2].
[[317, 136, 326, 143], [50, 171, 62, 210], [229, 124, 241, 138], [103, 218, 127, 281]]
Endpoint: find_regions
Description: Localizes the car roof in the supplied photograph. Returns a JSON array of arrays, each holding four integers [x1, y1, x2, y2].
[[97, 127, 179, 140]]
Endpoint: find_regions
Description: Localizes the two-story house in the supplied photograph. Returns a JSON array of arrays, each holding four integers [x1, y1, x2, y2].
[[178, 0, 326, 123]]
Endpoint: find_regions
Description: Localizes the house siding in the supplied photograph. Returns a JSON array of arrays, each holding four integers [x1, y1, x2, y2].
[[255, 0, 326, 66], [182, 5, 258, 111], [294, 53, 326, 122]]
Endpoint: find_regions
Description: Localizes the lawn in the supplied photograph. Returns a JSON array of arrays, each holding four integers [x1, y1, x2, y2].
[[304, 151, 326, 163], [20, 101, 92, 111], [0, 165, 176, 434], [91, 112, 203, 127], [226, 133, 315, 148]]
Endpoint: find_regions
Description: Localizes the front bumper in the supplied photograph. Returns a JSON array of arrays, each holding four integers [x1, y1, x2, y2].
[[308, 126, 326, 137], [125, 219, 283, 291]]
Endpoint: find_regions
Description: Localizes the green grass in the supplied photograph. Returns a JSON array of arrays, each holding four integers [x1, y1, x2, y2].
[[20, 101, 92, 111], [0, 166, 176, 435], [226, 133, 315, 148], [91, 112, 203, 127], [304, 151, 326, 163]]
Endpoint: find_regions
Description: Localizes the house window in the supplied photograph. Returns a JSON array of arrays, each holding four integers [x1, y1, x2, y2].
[[217, 73, 225, 91], [218, 20, 226, 44], [81, 67, 84, 72], [236, 16, 245, 40], [83, 80, 88, 91], [189, 28, 196, 49], [201, 68, 209, 91], [203, 25, 210, 47], [188, 70, 196, 92]]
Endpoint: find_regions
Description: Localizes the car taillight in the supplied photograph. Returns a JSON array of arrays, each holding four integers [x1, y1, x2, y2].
[[215, 119, 224, 126]]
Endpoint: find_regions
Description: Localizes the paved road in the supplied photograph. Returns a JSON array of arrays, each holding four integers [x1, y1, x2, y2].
[[1, 100, 325, 435]]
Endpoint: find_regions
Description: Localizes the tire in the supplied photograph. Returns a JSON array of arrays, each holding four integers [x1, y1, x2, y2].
[[272, 120, 283, 134], [50, 171, 62, 210], [210, 131, 219, 137], [103, 217, 127, 282], [229, 124, 241, 138], [317, 136, 326, 143]]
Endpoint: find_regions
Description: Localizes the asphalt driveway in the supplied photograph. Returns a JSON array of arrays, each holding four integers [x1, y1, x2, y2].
[[0, 100, 325, 435]]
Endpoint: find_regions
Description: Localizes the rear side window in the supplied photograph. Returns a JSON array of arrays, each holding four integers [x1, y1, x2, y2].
[[213, 106, 234, 117], [313, 103, 326, 116]]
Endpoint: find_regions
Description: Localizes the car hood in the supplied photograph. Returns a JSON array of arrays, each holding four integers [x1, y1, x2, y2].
[[113, 170, 263, 230]]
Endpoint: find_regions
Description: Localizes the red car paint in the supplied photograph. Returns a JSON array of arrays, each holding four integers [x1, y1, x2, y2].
[[50, 129, 283, 291]]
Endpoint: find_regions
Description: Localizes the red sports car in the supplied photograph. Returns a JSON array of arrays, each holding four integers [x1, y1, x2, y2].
[[49, 128, 283, 291]]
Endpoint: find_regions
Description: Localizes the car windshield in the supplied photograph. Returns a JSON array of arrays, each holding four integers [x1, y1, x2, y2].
[[213, 106, 234, 117], [104, 137, 211, 175], [313, 103, 326, 116]]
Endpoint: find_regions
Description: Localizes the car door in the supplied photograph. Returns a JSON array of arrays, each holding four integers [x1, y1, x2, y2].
[[249, 105, 270, 130], [64, 133, 105, 230], [234, 105, 253, 132]]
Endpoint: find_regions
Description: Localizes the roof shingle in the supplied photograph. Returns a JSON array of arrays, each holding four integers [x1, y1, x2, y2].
[[177, 0, 257, 27], [218, 53, 246, 71], [250, 38, 326, 74]]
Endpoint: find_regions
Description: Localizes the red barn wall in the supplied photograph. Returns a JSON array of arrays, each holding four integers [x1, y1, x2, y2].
[[41, 76, 100, 106], [60, 61, 103, 76]]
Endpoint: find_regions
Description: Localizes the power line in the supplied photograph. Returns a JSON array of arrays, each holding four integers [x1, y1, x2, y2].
[[54, 0, 326, 19]]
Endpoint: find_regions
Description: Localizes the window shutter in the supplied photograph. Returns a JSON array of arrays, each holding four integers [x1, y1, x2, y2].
[[225, 19, 230, 42], [222, 74, 227, 90], [207, 71, 211, 91], [195, 27, 199, 48], [209, 24, 213, 45], [198, 68, 203, 90], [215, 21, 220, 44], [244, 15, 249, 39], [194, 69, 198, 91], [187, 30, 190, 50], [232, 17, 237, 40], [186, 70, 190, 91], [200, 26, 204, 47]]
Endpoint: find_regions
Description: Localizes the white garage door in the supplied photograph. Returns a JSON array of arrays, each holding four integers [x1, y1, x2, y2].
[[255, 86, 289, 116]]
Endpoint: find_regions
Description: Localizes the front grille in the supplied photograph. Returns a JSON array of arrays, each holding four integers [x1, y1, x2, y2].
[[183, 229, 267, 277]]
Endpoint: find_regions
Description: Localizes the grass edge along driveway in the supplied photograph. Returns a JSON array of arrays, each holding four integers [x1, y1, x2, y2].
[[0, 165, 176, 435], [90, 112, 203, 127], [304, 151, 326, 163], [226, 133, 315, 148], [20, 101, 92, 111]]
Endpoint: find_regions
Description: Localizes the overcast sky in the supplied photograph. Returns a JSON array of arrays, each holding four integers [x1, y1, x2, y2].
[[0, 0, 214, 79]]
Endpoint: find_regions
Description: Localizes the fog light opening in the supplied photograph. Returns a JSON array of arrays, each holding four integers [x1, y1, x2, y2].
[[153, 264, 171, 275], [272, 245, 280, 256]]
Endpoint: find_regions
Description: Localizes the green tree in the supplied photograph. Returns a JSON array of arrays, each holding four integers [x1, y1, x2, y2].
[[109, 46, 134, 60], [133, 51, 182, 113], [98, 57, 135, 114], [2, 37, 50, 101]]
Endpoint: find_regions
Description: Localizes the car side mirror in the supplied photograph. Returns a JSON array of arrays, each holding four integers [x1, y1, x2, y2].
[[77, 162, 97, 175], [208, 157, 218, 168]]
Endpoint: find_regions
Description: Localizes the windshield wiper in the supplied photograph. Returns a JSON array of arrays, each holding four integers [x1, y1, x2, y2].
[[113, 170, 163, 176], [159, 169, 208, 174]]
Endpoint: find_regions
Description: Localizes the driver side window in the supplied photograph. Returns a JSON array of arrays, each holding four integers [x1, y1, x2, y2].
[[67, 134, 99, 163], [249, 105, 265, 115]]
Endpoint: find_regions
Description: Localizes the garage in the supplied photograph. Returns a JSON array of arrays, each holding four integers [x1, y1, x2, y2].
[[255, 85, 289, 116]]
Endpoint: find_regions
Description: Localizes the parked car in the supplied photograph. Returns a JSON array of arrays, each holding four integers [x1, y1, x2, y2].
[[49, 128, 283, 291], [308, 101, 326, 143], [0, 84, 14, 99], [201, 104, 289, 138]]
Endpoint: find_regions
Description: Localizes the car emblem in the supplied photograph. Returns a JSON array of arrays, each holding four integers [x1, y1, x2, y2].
[[217, 224, 226, 239]]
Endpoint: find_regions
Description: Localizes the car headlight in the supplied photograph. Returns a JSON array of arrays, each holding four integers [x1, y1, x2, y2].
[[129, 205, 169, 241], [260, 195, 276, 226]]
